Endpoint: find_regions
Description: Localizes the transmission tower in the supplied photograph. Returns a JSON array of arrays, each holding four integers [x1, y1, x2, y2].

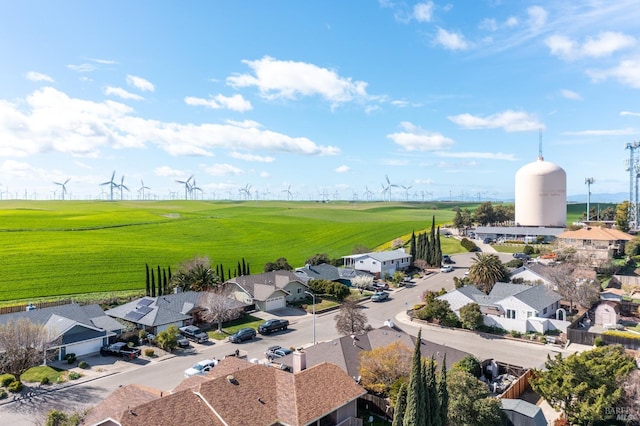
[[585, 178, 594, 221], [625, 141, 640, 230]]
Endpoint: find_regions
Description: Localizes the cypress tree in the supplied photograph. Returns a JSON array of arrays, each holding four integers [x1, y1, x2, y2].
[[228, 268, 232, 279], [438, 354, 449, 426], [157, 266, 162, 296], [392, 382, 408, 426], [435, 227, 442, 267], [404, 329, 426, 426], [145, 264, 150, 297], [237, 261, 241, 277], [151, 270, 156, 297], [220, 264, 225, 282], [168, 266, 172, 280], [428, 355, 441, 426], [429, 215, 437, 266], [422, 359, 431, 426], [247, 262, 250, 275], [242, 258, 247, 276], [163, 268, 168, 295], [410, 231, 416, 262]]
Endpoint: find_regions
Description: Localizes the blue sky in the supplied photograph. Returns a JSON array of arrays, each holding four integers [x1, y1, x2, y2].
[[1, 1, 639, 202]]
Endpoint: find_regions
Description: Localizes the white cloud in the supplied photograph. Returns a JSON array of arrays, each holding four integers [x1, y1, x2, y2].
[[204, 163, 244, 176], [505, 16, 518, 27], [104, 87, 144, 101], [587, 59, 640, 88], [126, 75, 155, 92], [562, 128, 638, 136], [184, 94, 252, 112], [335, 165, 350, 173], [436, 151, 517, 161], [621, 111, 640, 117], [479, 18, 497, 32], [560, 89, 582, 100], [0, 87, 340, 159], [25, 72, 54, 82], [1, 159, 31, 177], [67, 63, 96, 73], [387, 122, 455, 151], [230, 152, 274, 162], [448, 110, 544, 132], [546, 32, 636, 61], [154, 166, 184, 178], [527, 6, 548, 31], [381, 159, 409, 166], [226, 56, 368, 104], [434, 27, 469, 50], [90, 58, 117, 65], [413, 2, 434, 23]]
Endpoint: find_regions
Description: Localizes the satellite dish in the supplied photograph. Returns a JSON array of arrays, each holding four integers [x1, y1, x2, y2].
[[368, 416, 374, 423]]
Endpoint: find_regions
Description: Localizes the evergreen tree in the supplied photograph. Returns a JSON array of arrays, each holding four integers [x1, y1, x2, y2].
[[151, 269, 156, 297], [434, 227, 442, 267], [410, 231, 416, 261], [145, 264, 150, 297], [163, 268, 168, 295], [392, 382, 408, 426], [404, 329, 426, 426], [157, 265, 163, 296], [247, 262, 250, 275], [428, 355, 441, 426], [168, 265, 172, 280], [237, 261, 241, 277], [421, 359, 431, 425], [242, 258, 247, 275], [439, 354, 449, 426]]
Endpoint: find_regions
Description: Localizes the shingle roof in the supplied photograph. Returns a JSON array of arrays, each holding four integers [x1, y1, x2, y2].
[[295, 263, 341, 281], [557, 226, 633, 241], [342, 248, 412, 263], [226, 271, 307, 300], [85, 357, 365, 426], [488, 282, 561, 311]]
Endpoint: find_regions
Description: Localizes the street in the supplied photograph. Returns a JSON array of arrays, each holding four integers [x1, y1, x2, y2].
[[0, 251, 579, 425]]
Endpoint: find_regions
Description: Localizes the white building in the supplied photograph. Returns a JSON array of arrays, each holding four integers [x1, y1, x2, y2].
[[342, 248, 412, 279]]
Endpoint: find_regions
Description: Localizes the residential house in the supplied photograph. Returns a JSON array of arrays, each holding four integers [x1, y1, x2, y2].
[[439, 283, 567, 333], [294, 263, 374, 286], [342, 249, 412, 279], [224, 270, 310, 312], [556, 226, 633, 263], [82, 356, 366, 426], [278, 325, 471, 379], [474, 226, 565, 244], [105, 291, 247, 334], [0, 303, 123, 360]]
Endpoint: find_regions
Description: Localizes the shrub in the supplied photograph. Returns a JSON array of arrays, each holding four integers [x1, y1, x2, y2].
[[594, 336, 605, 347], [0, 389, 6, 399], [67, 356, 76, 365], [68, 372, 82, 380], [7, 380, 23, 393], [144, 348, 155, 357], [1, 374, 16, 387], [460, 238, 479, 252], [511, 331, 522, 338], [63, 353, 76, 360], [40, 377, 50, 385], [78, 361, 90, 369], [540, 336, 547, 344]]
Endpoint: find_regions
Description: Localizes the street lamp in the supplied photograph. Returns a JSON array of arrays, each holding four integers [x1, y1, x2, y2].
[[304, 291, 316, 345]]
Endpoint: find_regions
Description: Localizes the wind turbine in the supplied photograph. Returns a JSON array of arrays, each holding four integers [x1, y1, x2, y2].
[[363, 186, 373, 201], [190, 178, 203, 200], [176, 175, 194, 200], [118, 175, 129, 200], [53, 178, 70, 200], [100, 171, 118, 201], [282, 185, 293, 201], [401, 184, 412, 202], [138, 179, 151, 200], [381, 175, 397, 202]]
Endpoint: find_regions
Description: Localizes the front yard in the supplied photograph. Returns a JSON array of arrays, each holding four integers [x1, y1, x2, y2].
[[207, 314, 264, 340]]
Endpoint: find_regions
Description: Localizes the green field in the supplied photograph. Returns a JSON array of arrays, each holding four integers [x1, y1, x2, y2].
[[0, 200, 462, 303]]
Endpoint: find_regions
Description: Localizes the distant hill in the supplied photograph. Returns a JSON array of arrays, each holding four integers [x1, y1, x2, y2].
[[567, 192, 627, 203]]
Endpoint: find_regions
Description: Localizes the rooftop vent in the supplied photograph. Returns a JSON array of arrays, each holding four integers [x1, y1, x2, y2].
[[227, 375, 238, 385]]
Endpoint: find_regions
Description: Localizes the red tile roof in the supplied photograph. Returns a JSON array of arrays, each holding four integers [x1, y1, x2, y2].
[[557, 226, 633, 241]]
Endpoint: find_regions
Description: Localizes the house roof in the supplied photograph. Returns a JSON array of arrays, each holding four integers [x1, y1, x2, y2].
[[557, 226, 633, 241], [82, 384, 164, 426], [85, 357, 365, 426], [501, 399, 547, 426], [279, 326, 471, 378], [489, 282, 561, 312], [0, 303, 121, 340], [474, 226, 565, 237], [343, 249, 412, 263], [105, 291, 247, 327], [295, 263, 341, 282], [226, 271, 308, 300]]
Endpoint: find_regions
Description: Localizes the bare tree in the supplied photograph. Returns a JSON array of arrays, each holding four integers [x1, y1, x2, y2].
[[575, 279, 601, 309], [0, 318, 59, 381], [546, 262, 578, 313], [334, 300, 370, 335], [199, 289, 245, 332]]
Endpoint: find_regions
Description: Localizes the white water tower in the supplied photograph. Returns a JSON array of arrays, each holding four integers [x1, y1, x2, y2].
[[515, 156, 567, 227]]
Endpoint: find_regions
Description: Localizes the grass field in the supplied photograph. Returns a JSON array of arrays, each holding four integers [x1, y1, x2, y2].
[[0, 200, 461, 303], [0, 200, 605, 304]]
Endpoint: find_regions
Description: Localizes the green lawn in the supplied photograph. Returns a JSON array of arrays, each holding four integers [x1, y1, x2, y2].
[[0, 200, 458, 303], [20, 365, 66, 384], [208, 314, 264, 340]]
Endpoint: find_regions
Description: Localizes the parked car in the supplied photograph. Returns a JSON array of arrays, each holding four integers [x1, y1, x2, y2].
[[265, 345, 293, 360], [442, 255, 455, 264], [229, 327, 256, 343], [482, 237, 495, 244], [179, 325, 209, 343], [513, 252, 531, 260], [184, 359, 218, 378], [440, 265, 453, 273], [371, 291, 389, 302], [100, 342, 141, 360], [374, 281, 389, 290], [176, 334, 190, 348], [258, 319, 289, 335]]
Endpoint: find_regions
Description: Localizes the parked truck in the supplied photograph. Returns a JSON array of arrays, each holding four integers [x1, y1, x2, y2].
[[100, 342, 141, 359]]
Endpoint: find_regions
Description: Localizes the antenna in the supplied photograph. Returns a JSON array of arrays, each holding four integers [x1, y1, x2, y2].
[[538, 128, 544, 161], [585, 178, 595, 221]]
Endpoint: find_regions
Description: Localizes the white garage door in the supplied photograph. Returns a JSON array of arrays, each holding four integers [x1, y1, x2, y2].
[[264, 297, 286, 312], [156, 322, 182, 333], [67, 339, 104, 357]]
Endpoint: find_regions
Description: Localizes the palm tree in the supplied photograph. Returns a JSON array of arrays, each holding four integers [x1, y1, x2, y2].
[[170, 256, 220, 292], [467, 253, 508, 293]]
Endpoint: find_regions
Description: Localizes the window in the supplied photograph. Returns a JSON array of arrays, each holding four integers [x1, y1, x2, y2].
[[543, 307, 548, 315], [527, 311, 532, 318], [506, 309, 516, 319], [297, 288, 302, 293]]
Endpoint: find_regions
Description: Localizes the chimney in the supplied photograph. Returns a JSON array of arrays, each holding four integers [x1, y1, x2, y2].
[[293, 350, 306, 373], [26, 303, 36, 312], [174, 287, 182, 294]]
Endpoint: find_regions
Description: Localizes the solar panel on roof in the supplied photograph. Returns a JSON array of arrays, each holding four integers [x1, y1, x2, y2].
[[125, 311, 145, 321], [137, 306, 153, 315], [137, 298, 154, 307]]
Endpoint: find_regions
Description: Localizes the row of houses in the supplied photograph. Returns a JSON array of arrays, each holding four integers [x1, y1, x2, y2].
[[0, 249, 413, 361]]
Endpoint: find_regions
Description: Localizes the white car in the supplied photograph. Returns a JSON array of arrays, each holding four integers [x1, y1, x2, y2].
[[440, 265, 453, 273], [184, 359, 218, 378]]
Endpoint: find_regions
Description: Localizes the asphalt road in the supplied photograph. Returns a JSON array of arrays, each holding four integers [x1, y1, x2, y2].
[[0, 250, 579, 425]]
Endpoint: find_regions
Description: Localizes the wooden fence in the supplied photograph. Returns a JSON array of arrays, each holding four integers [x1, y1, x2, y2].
[[0, 299, 73, 315], [499, 369, 534, 400]]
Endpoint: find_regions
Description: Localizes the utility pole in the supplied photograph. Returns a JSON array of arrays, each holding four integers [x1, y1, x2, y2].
[[585, 178, 594, 221], [625, 142, 640, 230]]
